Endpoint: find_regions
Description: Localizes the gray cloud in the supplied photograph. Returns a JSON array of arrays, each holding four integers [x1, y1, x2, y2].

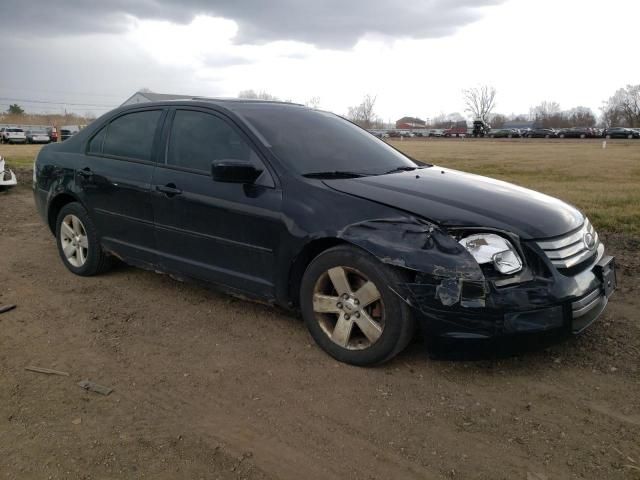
[[1, 0, 503, 48], [0, 35, 223, 114]]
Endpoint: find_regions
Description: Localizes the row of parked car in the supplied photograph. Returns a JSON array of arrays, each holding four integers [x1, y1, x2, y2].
[[486, 127, 640, 139], [0, 126, 77, 144], [369, 126, 640, 140]]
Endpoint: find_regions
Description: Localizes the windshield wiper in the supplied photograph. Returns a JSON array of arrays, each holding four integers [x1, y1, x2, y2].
[[383, 165, 420, 175], [302, 171, 370, 179]]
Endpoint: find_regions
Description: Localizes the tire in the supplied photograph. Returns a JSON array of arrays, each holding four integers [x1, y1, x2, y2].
[[55, 202, 112, 276], [300, 245, 415, 366]]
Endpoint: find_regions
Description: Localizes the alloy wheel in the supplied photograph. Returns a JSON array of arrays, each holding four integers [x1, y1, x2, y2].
[[312, 266, 385, 350], [60, 214, 89, 267]]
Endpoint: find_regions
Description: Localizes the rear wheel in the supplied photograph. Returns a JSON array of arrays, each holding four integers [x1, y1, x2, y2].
[[300, 245, 414, 366], [56, 202, 112, 276]]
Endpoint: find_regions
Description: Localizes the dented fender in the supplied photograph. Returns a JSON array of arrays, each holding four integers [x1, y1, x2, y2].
[[336, 217, 488, 309]]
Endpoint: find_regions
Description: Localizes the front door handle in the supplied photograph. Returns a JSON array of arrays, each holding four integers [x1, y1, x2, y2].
[[156, 184, 183, 197], [77, 167, 93, 178]]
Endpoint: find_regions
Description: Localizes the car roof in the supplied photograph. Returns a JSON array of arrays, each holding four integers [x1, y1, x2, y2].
[[124, 98, 305, 112]]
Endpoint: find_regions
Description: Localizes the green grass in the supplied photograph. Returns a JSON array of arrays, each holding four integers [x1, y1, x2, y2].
[[0, 144, 41, 168]]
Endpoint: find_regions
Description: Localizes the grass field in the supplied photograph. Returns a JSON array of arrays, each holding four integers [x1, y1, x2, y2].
[[2, 139, 639, 235]]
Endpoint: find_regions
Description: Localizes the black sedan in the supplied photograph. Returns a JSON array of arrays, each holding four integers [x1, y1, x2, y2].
[[556, 127, 596, 139], [603, 127, 640, 139], [526, 128, 558, 138], [33, 100, 616, 365], [488, 128, 521, 138]]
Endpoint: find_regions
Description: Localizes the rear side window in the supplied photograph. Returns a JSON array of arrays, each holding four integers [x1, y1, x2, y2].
[[167, 110, 261, 172], [88, 127, 106, 154], [101, 110, 162, 161]]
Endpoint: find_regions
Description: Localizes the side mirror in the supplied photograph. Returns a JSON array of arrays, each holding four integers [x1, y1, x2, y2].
[[211, 159, 262, 184]]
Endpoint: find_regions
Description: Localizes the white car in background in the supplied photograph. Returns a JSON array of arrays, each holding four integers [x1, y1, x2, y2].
[[0, 157, 17, 190], [26, 129, 51, 144], [0, 127, 27, 144]]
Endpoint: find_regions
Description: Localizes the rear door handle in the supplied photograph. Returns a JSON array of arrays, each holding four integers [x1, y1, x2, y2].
[[155, 184, 182, 197]]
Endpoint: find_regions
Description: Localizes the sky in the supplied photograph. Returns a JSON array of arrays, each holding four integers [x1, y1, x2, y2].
[[1, 0, 638, 122]]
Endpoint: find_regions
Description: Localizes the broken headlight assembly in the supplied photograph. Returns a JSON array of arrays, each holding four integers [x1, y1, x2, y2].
[[458, 233, 523, 275]]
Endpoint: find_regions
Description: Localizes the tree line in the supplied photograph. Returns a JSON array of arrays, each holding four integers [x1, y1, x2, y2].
[[346, 84, 640, 129]]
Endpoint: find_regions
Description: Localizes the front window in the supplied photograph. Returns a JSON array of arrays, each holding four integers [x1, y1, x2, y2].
[[235, 105, 417, 176]]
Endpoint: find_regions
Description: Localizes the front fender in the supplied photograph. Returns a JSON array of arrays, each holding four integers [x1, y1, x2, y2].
[[336, 217, 488, 310]]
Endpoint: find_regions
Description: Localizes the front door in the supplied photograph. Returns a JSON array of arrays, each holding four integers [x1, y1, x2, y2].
[[152, 108, 283, 299]]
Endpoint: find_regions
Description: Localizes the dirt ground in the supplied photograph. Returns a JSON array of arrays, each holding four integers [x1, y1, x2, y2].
[[1, 172, 639, 480]]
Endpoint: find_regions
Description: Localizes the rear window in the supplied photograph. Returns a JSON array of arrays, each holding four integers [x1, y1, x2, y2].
[[101, 110, 162, 161]]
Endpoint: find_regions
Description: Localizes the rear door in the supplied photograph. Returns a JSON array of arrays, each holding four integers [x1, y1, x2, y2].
[[151, 108, 283, 299], [79, 108, 165, 265]]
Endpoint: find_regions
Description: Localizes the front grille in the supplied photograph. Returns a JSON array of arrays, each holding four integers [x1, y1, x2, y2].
[[536, 219, 599, 269]]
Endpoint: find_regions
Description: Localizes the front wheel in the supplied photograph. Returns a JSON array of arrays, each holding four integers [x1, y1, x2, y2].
[[300, 245, 415, 366], [56, 202, 112, 276]]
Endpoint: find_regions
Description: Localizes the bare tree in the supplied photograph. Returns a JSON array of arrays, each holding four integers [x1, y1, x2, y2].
[[463, 85, 497, 122], [238, 89, 280, 101], [529, 101, 564, 128], [346, 94, 378, 128], [601, 85, 640, 127], [488, 113, 507, 128], [566, 107, 596, 127], [305, 96, 321, 109], [431, 112, 466, 129]]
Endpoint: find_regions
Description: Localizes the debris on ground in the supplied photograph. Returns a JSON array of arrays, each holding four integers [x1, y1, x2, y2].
[[25, 366, 70, 376], [0, 304, 17, 315], [78, 380, 113, 396], [0, 157, 18, 191]]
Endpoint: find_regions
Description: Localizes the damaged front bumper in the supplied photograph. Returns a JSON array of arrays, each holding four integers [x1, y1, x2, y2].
[[398, 246, 616, 340], [336, 216, 616, 341], [0, 158, 18, 190]]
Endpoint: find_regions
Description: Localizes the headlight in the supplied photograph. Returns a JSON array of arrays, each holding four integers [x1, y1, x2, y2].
[[459, 233, 523, 275]]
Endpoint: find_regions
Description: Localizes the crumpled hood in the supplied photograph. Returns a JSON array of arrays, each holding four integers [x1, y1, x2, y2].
[[323, 167, 584, 239]]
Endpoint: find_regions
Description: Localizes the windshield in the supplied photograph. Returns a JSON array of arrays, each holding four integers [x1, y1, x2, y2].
[[235, 105, 418, 176]]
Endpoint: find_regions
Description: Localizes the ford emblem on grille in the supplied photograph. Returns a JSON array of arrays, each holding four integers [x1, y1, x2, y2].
[[583, 232, 596, 250]]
